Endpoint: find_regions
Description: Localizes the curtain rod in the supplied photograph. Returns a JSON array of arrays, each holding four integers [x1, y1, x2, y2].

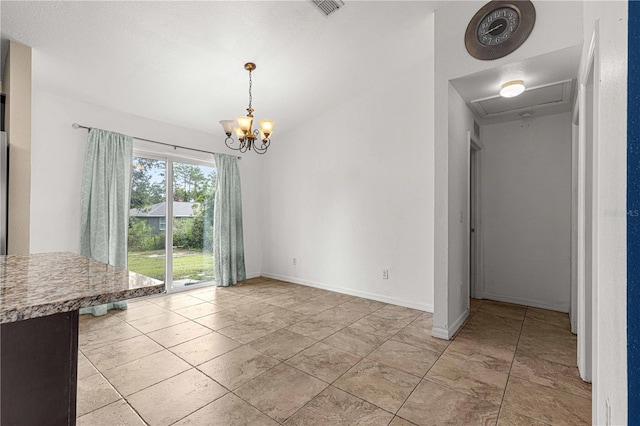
[[71, 123, 241, 160]]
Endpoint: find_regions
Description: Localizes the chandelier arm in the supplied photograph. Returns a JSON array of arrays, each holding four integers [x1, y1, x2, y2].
[[253, 138, 270, 154], [251, 129, 270, 153], [224, 136, 242, 151], [225, 137, 251, 154], [253, 146, 268, 154]]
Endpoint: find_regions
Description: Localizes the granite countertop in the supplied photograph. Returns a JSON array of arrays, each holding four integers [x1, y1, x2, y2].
[[0, 252, 165, 323]]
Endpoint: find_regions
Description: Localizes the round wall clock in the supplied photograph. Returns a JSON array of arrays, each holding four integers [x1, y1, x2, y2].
[[464, 0, 536, 61]]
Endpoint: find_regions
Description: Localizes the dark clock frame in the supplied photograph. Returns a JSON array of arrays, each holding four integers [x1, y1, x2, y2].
[[464, 0, 536, 61]]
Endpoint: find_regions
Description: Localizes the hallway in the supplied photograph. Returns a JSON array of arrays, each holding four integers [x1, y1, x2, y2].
[[76, 278, 590, 425]]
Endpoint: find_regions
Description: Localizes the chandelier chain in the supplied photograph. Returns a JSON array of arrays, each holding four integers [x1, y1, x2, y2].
[[248, 70, 253, 111]]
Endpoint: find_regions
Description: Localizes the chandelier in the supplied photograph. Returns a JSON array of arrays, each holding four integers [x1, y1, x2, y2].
[[219, 62, 274, 155]]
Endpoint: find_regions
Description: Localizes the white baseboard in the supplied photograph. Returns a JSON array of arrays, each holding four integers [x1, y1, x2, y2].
[[482, 292, 569, 313], [450, 307, 470, 336], [431, 326, 449, 339], [431, 308, 469, 340], [261, 272, 433, 313], [245, 272, 262, 280]]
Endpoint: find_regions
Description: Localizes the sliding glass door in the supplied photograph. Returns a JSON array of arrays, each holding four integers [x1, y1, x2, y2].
[[127, 153, 217, 293], [170, 161, 217, 290]]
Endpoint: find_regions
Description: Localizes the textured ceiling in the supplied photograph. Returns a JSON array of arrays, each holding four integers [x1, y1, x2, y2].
[[1, 1, 440, 136]]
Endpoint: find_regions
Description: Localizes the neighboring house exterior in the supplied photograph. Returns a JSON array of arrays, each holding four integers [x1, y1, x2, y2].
[[129, 201, 196, 233]]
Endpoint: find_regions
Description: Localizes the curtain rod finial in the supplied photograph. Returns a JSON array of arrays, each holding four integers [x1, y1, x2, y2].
[[72, 123, 80, 129]]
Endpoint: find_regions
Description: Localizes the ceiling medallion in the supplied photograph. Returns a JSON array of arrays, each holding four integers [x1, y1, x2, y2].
[[219, 62, 275, 155]]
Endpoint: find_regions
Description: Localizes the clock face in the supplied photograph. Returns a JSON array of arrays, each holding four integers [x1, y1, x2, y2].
[[465, 0, 536, 61], [477, 7, 520, 46]]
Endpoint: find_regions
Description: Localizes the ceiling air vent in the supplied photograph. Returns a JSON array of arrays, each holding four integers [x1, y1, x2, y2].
[[312, 0, 345, 16]]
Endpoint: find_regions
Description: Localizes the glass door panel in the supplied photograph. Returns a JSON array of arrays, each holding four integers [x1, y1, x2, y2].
[[128, 157, 167, 284], [171, 161, 217, 290]]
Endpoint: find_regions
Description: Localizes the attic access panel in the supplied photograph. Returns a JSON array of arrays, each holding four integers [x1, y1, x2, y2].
[[471, 79, 574, 117]]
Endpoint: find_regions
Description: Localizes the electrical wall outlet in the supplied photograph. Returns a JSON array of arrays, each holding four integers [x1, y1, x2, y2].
[[292, 257, 297, 266], [382, 270, 389, 279]]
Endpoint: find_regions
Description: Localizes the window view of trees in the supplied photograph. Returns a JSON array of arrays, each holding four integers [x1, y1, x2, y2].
[[128, 158, 166, 253], [131, 158, 165, 210], [127, 156, 217, 287], [172, 163, 217, 253]]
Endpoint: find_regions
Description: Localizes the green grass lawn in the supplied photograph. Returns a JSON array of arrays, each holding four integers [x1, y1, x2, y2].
[[128, 249, 214, 282]]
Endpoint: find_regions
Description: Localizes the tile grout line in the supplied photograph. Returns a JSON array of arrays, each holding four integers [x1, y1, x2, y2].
[[502, 310, 587, 423], [232, 306, 394, 423], [494, 305, 528, 425], [188, 332, 339, 425], [85, 317, 229, 424], [398, 299, 526, 425], [400, 300, 526, 424], [77, 348, 150, 425], [164, 390, 233, 426], [80, 331, 149, 355], [382, 305, 475, 423], [283, 381, 398, 425], [221, 303, 424, 422], [104, 365, 194, 425], [186, 349, 291, 424], [225, 362, 292, 425]]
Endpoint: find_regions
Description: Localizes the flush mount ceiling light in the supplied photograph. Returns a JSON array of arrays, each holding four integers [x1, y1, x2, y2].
[[500, 80, 526, 98], [219, 62, 274, 155]]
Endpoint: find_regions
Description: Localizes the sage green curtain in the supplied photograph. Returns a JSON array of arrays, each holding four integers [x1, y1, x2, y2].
[[213, 153, 246, 286], [79, 129, 133, 316]]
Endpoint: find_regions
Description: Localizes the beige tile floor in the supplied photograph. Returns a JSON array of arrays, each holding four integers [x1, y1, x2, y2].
[[77, 277, 591, 425]]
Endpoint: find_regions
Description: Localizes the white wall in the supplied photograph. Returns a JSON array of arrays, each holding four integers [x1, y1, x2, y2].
[[259, 11, 435, 311], [30, 90, 263, 277], [581, 2, 628, 424], [481, 112, 572, 311], [433, 1, 584, 338]]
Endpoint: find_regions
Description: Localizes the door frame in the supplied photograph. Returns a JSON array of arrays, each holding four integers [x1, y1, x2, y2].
[[575, 23, 599, 384], [571, 102, 579, 335], [469, 132, 484, 300]]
